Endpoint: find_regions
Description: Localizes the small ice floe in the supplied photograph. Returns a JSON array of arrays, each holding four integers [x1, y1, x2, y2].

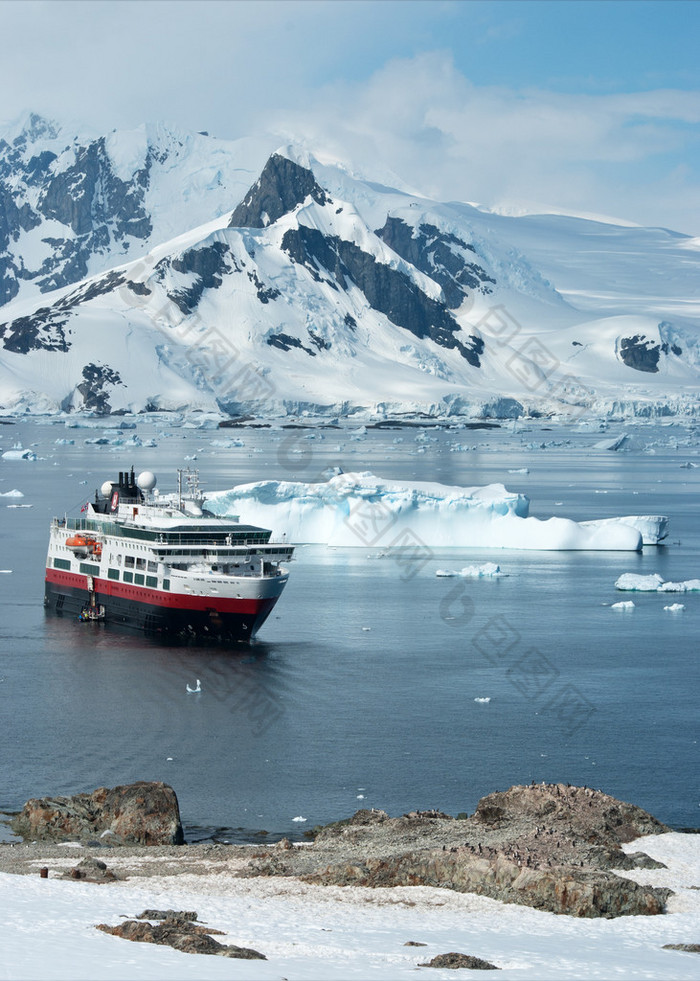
[[292, 815, 307, 822], [0, 570, 12, 574], [7, 504, 32, 508], [1, 447, 37, 461], [436, 563, 504, 578], [474, 697, 491, 703], [166, 757, 174, 761], [361, 626, 371, 631], [611, 601, 635, 610], [508, 467, 529, 474], [680, 461, 698, 468], [186, 679, 202, 693], [356, 794, 365, 799], [664, 603, 685, 612], [0, 489, 24, 498], [616, 573, 700, 592]]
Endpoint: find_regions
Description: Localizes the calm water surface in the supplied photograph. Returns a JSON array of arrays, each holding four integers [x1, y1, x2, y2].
[[0, 417, 698, 839]]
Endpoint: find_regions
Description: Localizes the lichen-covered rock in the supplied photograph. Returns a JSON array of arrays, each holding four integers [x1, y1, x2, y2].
[[473, 783, 668, 844], [11, 781, 184, 845], [303, 846, 670, 918]]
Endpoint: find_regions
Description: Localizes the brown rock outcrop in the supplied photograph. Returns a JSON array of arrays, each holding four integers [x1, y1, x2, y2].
[[260, 783, 673, 919], [96, 911, 266, 959], [11, 782, 184, 845]]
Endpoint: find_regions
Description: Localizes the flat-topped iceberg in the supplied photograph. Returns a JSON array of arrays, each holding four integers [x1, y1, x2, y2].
[[206, 472, 644, 551]]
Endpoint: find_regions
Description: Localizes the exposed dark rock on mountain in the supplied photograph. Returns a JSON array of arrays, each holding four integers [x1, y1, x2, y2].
[[618, 334, 661, 372], [0, 117, 152, 302], [376, 217, 495, 308], [167, 241, 232, 314], [0, 269, 125, 353], [72, 363, 124, 414], [229, 152, 329, 228], [281, 225, 484, 365], [267, 332, 317, 356]]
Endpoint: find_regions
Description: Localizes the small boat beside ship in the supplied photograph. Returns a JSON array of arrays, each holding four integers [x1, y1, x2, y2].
[[44, 467, 294, 641]]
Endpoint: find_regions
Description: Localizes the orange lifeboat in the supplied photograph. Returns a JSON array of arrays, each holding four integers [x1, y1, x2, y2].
[[65, 534, 89, 552]]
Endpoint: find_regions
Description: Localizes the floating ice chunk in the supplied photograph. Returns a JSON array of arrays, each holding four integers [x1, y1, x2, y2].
[[616, 573, 700, 592], [611, 601, 635, 610], [0, 489, 24, 498], [0, 569, 12, 574], [508, 468, 529, 474], [680, 461, 698, 469], [1, 447, 36, 461], [615, 573, 665, 591], [436, 563, 505, 578], [664, 603, 685, 612], [292, 815, 307, 822], [658, 579, 700, 592], [54, 438, 74, 445], [474, 697, 491, 703]]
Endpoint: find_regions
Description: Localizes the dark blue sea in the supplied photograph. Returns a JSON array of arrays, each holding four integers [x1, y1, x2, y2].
[[0, 417, 698, 841]]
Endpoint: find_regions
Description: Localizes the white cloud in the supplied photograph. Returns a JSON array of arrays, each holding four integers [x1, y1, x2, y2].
[[271, 53, 700, 233]]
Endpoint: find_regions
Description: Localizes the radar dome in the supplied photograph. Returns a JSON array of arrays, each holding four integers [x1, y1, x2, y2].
[[100, 481, 114, 498], [137, 470, 157, 491]]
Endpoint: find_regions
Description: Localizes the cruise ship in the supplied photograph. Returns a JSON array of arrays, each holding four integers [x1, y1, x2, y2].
[[44, 468, 294, 641]]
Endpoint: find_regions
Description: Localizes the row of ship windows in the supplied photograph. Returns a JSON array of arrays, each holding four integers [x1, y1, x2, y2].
[[53, 557, 169, 590]]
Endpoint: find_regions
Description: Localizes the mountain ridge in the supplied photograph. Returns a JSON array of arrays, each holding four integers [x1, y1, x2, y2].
[[0, 114, 698, 420]]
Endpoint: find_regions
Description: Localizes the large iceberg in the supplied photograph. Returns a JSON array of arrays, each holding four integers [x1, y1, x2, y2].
[[205, 472, 644, 551]]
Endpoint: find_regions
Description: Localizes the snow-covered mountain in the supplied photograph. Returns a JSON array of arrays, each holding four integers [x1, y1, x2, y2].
[[0, 113, 699, 419]]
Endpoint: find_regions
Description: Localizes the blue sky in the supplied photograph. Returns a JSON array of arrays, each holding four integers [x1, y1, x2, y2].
[[2, 0, 699, 233]]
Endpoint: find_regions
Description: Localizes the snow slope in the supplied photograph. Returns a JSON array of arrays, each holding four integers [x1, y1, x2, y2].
[[0, 832, 698, 980]]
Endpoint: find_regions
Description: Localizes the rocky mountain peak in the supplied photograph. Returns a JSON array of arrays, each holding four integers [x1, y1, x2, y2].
[[229, 152, 329, 229]]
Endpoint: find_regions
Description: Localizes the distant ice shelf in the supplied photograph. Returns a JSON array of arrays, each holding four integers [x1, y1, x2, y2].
[[206, 472, 647, 551]]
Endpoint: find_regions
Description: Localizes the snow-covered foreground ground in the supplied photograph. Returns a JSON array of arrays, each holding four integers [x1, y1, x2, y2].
[[1, 834, 699, 980]]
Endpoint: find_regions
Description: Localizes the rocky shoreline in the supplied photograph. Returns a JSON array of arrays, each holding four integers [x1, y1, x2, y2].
[[0, 780, 678, 920]]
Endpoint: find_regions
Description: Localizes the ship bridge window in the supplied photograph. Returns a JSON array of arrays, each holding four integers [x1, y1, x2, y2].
[[147, 560, 157, 573], [136, 558, 146, 570], [124, 555, 135, 568]]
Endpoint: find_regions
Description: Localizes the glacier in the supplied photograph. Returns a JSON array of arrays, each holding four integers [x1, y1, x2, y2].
[[205, 472, 644, 551]]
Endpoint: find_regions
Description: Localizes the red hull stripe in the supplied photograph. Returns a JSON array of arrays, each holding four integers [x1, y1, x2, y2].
[[45, 567, 275, 615]]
